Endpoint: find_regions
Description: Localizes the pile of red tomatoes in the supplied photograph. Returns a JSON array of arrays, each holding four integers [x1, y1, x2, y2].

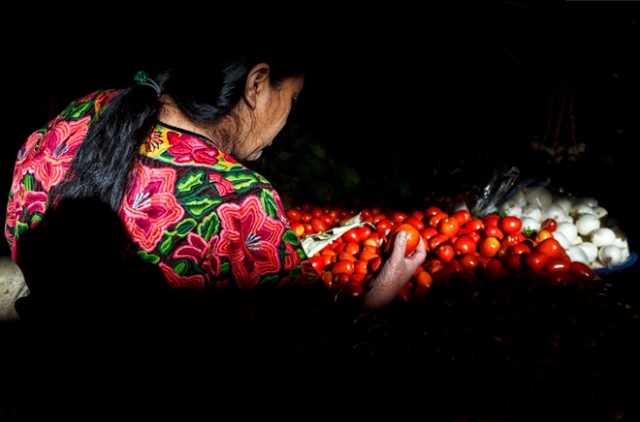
[[285, 203, 598, 303]]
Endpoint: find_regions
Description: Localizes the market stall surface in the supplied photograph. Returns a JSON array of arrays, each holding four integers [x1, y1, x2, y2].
[[1, 255, 639, 421]]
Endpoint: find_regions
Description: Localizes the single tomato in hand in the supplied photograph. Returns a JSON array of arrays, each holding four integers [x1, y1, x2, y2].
[[385, 223, 421, 257]]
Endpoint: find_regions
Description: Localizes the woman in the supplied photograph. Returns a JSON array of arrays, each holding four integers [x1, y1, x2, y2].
[[5, 45, 426, 319]]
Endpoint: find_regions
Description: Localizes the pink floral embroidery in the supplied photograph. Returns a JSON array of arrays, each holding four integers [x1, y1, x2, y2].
[[120, 165, 184, 252], [217, 195, 285, 289], [208, 171, 235, 197], [159, 262, 206, 290], [166, 132, 218, 166], [173, 232, 222, 278], [14, 131, 43, 178], [32, 117, 89, 191], [24, 190, 48, 216]]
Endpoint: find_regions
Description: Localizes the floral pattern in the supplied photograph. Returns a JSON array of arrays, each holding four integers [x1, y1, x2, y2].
[[5, 89, 315, 291]]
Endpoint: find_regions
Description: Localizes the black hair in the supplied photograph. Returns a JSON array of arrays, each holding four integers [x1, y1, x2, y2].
[[51, 45, 309, 212]]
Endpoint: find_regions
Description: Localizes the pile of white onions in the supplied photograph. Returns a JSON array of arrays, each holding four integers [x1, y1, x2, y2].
[[497, 184, 632, 270]]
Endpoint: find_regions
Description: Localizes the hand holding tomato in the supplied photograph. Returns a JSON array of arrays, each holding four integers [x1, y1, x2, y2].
[[362, 230, 427, 310], [384, 223, 421, 257]]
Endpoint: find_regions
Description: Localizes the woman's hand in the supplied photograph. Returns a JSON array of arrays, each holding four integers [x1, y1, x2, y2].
[[361, 230, 427, 310]]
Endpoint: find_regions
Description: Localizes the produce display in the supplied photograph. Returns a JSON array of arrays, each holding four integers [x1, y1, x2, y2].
[[286, 182, 635, 303]]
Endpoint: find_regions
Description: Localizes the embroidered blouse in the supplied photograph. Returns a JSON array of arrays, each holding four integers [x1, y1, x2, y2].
[[5, 89, 318, 291]]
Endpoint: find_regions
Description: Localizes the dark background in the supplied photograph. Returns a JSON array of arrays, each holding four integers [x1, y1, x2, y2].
[[2, 2, 639, 256]]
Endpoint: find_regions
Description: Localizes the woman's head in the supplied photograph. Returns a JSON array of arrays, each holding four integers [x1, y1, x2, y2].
[[154, 47, 308, 161]]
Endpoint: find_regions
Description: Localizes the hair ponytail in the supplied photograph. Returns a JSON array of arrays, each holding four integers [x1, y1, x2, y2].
[[52, 79, 164, 212]]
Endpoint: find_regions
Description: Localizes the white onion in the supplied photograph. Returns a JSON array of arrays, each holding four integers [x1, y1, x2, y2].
[[553, 195, 574, 214], [519, 216, 541, 232], [590, 227, 616, 247], [598, 245, 625, 267], [566, 245, 590, 265], [571, 203, 596, 216], [576, 196, 599, 208], [521, 205, 542, 221], [506, 190, 528, 208], [575, 214, 601, 237], [578, 242, 599, 263], [541, 203, 567, 222], [556, 221, 579, 244], [524, 186, 553, 209], [500, 202, 522, 216], [593, 206, 608, 219]]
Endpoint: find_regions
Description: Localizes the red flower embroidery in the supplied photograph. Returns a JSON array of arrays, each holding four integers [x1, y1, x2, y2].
[[173, 232, 222, 278], [121, 165, 184, 252], [166, 132, 218, 166], [217, 195, 285, 289]]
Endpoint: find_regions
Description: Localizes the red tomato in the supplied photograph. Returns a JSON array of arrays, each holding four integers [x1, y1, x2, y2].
[[523, 251, 549, 272], [391, 211, 409, 224], [484, 225, 504, 240], [535, 237, 565, 258], [435, 243, 455, 262], [458, 252, 481, 271], [385, 223, 421, 257], [424, 206, 444, 217], [356, 226, 372, 241], [354, 259, 369, 275], [300, 212, 313, 223], [342, 228, 361, 244], [451, 209, 472, 226], [437, 217, 460, 238], [358, 250, 379, 263], [428, 212, 449, 228], [404, 216, 425, 231], [505, 254, 524, 272], [483, 258, 508, 280], [479, 237, 501, 259], [508, 243, 531, 255], [309, 256, 326, 274], [414, 269, 433, 288], [427, 233, 449, 252], [424, 258, 444, 275], [499, 216, 522, 234], [370, 257, 382, 273], [411, 210, 425, 221], [453, 235, 477, 255], [482, 214, 501, 227], [541, 218, 558, 232], [344, 242, 360, 256], [333, 259, 355, 275], [544, 257, 571, 273], [420, 227, 438, 243], [544, 271, 578, 286], [320, 213, 334, 227], [464, 218, 484, 233], [362, 236, 379, 248], [375, 218, 393, 234], [569, 261, 597, 281], [286, 208, 302, 222], [311, 218, 327, 233], [290, 221, 305, 238]]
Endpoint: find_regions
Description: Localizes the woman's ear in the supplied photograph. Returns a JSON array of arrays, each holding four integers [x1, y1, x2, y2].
[[244, 63, 270, 110]]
